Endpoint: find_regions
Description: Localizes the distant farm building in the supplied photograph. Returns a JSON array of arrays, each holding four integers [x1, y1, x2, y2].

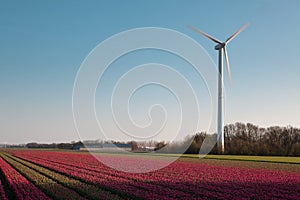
[[81, 142, 132, 152]]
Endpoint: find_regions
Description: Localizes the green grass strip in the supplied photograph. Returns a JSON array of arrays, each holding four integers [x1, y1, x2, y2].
[[119, 152, 300, 164], [202, 155, 300, 164]]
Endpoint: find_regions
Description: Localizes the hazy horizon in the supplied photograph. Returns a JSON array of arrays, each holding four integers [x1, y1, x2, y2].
[[1, 121, 299, 145]]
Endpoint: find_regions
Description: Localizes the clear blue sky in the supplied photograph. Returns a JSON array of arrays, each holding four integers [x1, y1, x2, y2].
[[1, 0, 300, 143]]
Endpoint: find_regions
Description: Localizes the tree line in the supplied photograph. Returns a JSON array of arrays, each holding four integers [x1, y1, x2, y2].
[[17, 122, 300, 156], [182, 122, 300, 156]]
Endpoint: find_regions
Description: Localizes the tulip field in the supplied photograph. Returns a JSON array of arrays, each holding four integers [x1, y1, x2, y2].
[[0, 149, 299, 199]]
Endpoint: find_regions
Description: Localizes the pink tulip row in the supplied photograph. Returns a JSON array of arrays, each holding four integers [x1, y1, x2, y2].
[[42, 155, 214, 199], [8, 150, 300, 199], [14, 154, 177, 199], [9, 153, 122, 200], [1, 152, 89, 200], [18, 150, 300, 198], [12, 151, 196, 199], [0, 155, 51, 200]]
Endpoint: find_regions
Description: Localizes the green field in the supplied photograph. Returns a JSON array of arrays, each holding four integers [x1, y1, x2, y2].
[[84, 150, 300, 164], [140, 153, 300, 164], [202, 155, 300, 164]]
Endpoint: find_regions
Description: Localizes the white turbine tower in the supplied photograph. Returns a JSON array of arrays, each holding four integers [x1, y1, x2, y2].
[[189, 23, 249, 153]]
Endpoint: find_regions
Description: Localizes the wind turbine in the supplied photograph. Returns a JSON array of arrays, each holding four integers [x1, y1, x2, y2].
[[189, 23, 249, 153]]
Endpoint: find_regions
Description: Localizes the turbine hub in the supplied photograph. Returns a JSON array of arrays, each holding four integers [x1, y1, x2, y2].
[[215, 43, 225, 50]]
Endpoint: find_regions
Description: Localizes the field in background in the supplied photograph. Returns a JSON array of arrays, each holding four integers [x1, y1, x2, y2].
[[161, 154, 300, 164], [75, 149, 300, 163], [203, 154, 300, 164], [93, 152, 300, 164], [0, 149, 299, 199]]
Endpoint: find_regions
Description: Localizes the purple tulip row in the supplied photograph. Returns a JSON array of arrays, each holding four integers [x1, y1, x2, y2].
[[8, 150, 300, 200]]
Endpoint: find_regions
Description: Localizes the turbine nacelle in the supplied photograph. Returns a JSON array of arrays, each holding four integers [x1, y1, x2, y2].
[[214, 43, 225, 50], [189, 23, 249, 84]]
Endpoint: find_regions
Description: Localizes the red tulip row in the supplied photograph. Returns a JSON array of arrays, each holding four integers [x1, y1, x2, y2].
[[24, 151, 300, 194], [10, 151, 216, 199], [6, 153, 123, 200], [28, 153, 219, 198], [1, 153, 86, 200], [7, 150, 300, 199], [0, 154, 51, 200], [13, 153, 181, 199]]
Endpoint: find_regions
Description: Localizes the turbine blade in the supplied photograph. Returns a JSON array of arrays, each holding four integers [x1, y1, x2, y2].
[[188, 25, 222, 44], [225, 23, 249, 44], [223, 47, 232, 84]]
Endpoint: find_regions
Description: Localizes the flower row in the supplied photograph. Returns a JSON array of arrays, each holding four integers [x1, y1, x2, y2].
[[9, 154, 122, 200], [8, 150, 300, 199], [1, 153, 86, 200], [0, 153, 51, 200]]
